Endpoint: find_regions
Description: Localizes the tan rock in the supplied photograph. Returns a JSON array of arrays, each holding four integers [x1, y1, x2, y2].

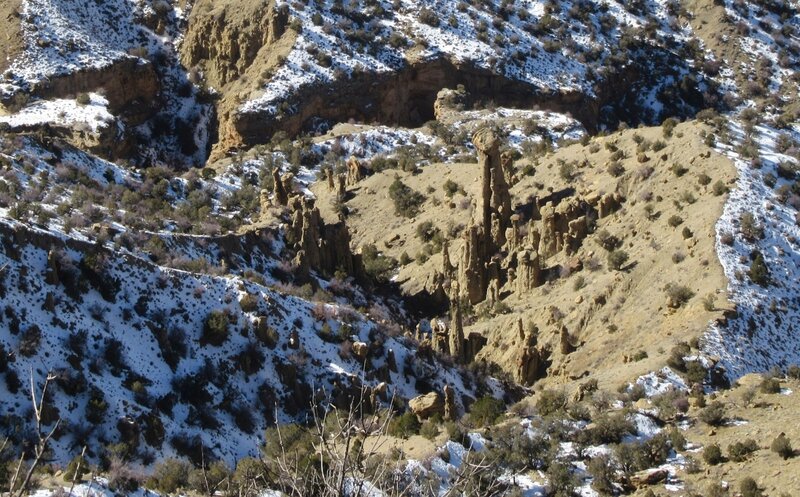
[[409, 392, 444, 420], [346, 156, 363, 186], [353, 341, 369, 360], [444, 385, 457, 421]]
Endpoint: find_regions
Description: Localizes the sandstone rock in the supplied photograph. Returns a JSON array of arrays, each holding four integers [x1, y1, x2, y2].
[[346, 156, 363, 186], [485, 276, 500, 305], [473, 127, 511, 251], [353, 341, 369, 360], [631, 468, 668, 487], [433, 87, 468, 120], [506, 214, 522, 252], [517, 323, 549, 386], [566, 257, 583, 274], [337, 173, 347, 200], [430, 318, 449, 355], [272, 169, 289, 206], [409, 392, 444, 420], [517, 249, 542, 293], [500, 150, 517, 185], [560, 325, 576, 355], [464, 332, 487, 363], [538, 203, 558, 258], [597, 192, 623, 218], [518, 344, 549, 387], [441, 239, 454, 279], [573, 378, 598, 402], [444, 385, 457, 421], [326, 168, 335, 191], [286, 197, 362, 279], [448, 282, 465, 363], [182, 0, 288, 88], [459, 223, 487, 305]]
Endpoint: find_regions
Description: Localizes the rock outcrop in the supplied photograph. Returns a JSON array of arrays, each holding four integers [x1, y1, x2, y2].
[[473, 128, 512, 251], [458, 224, 487, 305], [559, 325, 576, 355], [181, 0, 289, 89], [287, 196, 362, 280], [448, 282, 465, 364], [595, 192, 624, 218], [516, 249, 543, 293], [272, 169, 290, 206], [346, 156, 363, 186], [443, 385, 457, 421], [409, 392, 444, 420], [516, 319, 550, 386], [464, 332, 487, 364]]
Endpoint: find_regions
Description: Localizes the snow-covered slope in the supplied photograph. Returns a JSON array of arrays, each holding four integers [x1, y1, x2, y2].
[[0, 217, 499, 465], [1, 0, 185, 99], [704, 119, 800, 377], [241, 0, 701, 121], [1, 0, 212, 167]]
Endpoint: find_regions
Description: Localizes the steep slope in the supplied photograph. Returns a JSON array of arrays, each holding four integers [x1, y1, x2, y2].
[[184, 0, 716, 157], [0, 0, 212, 166], [0, 0, 22, 77], [0, 216, 502, 465], [311, 120, 738, 388], [685, 0, 800, 105], [704, 117, 800, 377]]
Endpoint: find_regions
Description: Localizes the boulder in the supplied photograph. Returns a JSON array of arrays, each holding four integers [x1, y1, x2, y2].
[[631, 468, 668, 487], [353, 341, 369, 360], [409, 392, 444, 420]]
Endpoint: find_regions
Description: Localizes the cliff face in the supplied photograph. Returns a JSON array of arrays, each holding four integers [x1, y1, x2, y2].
[[181, 0, 288, 90], [193, 0, 712, 159], [180, 0, 294, 160], [231, 57, 597, 150]]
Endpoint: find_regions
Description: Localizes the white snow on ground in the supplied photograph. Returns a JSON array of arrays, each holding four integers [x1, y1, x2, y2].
[[454, 108, 586, 146], [213, 111, 583, 202], [633, 367, 689, 397], [29, 477, 160, 497], [1, 0, 151, 98], [312, 126, 438, 162], [0, 214, 498, 464], [703, 121, 800, 377], [717, 0, 800, 96], [1, 0, 210, 166], [0, 93, 114, 132]]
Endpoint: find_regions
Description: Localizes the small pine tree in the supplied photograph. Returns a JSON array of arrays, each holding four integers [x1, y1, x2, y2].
[[748, 251, 769, 286], [703, 443, 723, 465], [201, 310, 230, 346]]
